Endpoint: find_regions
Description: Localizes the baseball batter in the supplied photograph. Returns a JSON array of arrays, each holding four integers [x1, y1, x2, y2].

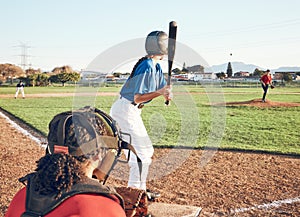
[[110, 30, 172, 196]]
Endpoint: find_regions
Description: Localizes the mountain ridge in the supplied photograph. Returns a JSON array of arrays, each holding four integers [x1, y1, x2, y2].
[[206, 62, 300, 73]]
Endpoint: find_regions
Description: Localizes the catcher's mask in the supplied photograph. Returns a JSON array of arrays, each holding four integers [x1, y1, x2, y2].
[[145, 30, 168, 55], [46, 106, 138, 184]]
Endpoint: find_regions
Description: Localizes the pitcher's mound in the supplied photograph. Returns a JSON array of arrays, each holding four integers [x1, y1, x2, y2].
[[224, 99, 300, 108]]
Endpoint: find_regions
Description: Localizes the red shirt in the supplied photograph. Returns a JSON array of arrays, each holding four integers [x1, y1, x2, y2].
[[260, 74, 272, 84], [5, 187, 126, 217]]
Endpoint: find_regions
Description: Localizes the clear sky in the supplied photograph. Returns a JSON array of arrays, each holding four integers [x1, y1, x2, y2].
[[1, 0, 300, 72]]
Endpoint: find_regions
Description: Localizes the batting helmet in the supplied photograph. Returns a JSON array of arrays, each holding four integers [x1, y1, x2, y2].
[[145, 31, 168, 55]]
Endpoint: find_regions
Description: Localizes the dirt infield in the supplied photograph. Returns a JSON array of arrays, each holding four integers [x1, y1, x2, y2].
[[0, 101, 300, 216]]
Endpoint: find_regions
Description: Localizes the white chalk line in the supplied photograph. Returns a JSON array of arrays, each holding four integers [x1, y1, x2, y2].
[[232, 196, 300, 213], [0, 111, 46, 148]]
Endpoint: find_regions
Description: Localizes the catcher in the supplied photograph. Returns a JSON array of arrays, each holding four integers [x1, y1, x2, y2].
[[5, 107, 149, 217]]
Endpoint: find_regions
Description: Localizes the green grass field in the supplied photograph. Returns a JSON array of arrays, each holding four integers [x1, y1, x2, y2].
[[1, 85, 299, 155]]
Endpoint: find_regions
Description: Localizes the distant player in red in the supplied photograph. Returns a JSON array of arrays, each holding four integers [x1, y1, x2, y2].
[[260, 69, 272, 102]]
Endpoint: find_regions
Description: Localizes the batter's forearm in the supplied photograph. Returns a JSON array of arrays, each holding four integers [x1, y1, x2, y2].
[[134, 92, 161, 104]]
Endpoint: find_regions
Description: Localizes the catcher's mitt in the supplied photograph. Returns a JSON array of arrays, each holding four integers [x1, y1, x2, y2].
[[271, 85, 275, 89], [115, 187, 148, 217]]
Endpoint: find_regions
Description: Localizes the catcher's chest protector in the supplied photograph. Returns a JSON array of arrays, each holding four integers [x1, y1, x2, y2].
[[20, 173, 124, 217]]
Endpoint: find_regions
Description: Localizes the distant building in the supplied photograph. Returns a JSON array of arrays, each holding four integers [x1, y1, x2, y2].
[[172, 74, 190, 81], [80, 71, 105, 81], [119, 74, 129, 80], [274, 71, 300, 81], [193, 72, 217, 81], [234, 71, 250, 77]]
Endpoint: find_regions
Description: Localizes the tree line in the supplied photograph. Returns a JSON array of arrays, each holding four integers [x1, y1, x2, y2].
[[0, 64, 80, 86]]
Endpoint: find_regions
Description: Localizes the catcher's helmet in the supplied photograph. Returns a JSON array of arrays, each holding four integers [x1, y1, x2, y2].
[[46, 106, 136, 183], [145, 31, 168, 55]]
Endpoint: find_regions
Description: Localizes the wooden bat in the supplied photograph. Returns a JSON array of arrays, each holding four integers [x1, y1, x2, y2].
[[165, 21, 177, 105]]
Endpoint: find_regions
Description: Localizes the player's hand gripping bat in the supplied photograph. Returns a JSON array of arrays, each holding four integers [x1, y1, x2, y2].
[[165, 21, 177, 106]]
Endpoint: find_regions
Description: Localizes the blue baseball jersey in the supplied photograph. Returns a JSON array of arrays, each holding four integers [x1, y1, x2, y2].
[[120, 58, 166, 102]]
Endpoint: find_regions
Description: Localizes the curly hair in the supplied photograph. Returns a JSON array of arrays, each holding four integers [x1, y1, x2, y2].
[[41, 108, 114, 198], [34, 153, 87, 199]]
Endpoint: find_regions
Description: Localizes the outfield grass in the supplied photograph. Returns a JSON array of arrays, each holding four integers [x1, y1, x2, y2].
[[0, 85, 299, 155], [0, 85, 123, 94]]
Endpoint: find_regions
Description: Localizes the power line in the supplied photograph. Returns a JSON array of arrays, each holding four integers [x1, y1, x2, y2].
[[202, 35, 300, 53], [15, 42, 32, 70], [186, 18, 300, 39]]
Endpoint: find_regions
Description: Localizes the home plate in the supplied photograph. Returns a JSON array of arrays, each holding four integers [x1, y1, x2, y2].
[[148, 202, 202, 217]]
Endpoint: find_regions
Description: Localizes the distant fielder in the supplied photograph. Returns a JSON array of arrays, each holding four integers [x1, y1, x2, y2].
[[15, 80, 25, 99]]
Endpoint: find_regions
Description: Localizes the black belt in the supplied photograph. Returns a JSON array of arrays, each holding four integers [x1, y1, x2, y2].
[[131, 102, 144, 109]]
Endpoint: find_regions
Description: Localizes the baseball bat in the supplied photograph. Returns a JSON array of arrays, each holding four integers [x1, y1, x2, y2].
[[165, 21, 177, 106]]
